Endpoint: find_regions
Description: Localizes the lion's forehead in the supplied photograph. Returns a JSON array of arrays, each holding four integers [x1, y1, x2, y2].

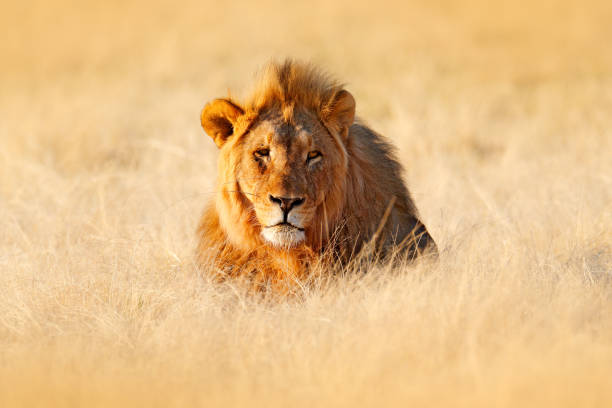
[[248, 119, 316, 155]]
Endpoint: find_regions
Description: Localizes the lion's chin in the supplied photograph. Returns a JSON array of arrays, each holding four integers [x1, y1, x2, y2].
[[261, 224, 305, 248]]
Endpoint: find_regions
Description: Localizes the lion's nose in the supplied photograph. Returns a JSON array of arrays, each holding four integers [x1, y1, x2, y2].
[[269, 195, 305, 218]]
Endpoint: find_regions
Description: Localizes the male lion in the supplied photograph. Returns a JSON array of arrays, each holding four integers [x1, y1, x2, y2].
[[197, 60, 436, 287]]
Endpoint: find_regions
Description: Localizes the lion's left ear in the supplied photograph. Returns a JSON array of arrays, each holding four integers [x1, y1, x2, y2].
[[322, 90, 355, 140], [201, 98, 245, 148]]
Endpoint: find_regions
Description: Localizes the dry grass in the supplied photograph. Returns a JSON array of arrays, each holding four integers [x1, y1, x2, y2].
[[1, 0, 612, 406]]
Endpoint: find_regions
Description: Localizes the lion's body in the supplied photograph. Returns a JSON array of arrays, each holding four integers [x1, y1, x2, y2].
[[197, 60, 436, 288]]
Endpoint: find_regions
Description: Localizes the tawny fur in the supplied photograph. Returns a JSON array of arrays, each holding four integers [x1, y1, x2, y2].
[[197, 60, 436, 290]]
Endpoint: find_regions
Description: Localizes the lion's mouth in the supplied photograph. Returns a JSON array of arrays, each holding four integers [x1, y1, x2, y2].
[[261, 222, 306, 247], [265, 222, 304, 231]]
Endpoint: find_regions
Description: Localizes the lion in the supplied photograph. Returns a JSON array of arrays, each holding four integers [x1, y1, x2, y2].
[[197, 60, 436, 288]]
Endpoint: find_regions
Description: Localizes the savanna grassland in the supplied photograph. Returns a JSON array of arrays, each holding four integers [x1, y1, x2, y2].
[[1, 0, 611, 406]]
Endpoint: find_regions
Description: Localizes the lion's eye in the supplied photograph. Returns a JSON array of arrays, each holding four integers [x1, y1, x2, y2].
[[307, 151, 322, 163], [254, 149, 270, 159]]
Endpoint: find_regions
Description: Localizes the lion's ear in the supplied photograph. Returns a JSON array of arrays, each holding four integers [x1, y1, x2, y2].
[[323, 90, 355, 140], [201, 98, 245, 148]]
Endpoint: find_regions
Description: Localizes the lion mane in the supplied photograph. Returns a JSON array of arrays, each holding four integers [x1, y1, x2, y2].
[[197, 60, 436, 288]]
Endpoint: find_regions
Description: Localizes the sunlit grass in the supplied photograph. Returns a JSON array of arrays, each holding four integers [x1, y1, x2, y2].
[[1, 0, 611, 406]]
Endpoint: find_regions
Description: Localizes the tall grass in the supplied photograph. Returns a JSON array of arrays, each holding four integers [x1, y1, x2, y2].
[[1, 0, 611, 406]]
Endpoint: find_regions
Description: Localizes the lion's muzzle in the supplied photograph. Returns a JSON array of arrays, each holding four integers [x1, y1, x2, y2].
[[262, 223, 306, 248]]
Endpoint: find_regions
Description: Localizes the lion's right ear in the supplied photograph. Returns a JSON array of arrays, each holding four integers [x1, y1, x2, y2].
[[200, 98, 245, 148]]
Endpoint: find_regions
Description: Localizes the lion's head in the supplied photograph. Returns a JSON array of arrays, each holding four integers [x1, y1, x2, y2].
[[201, 61, 355, 249]]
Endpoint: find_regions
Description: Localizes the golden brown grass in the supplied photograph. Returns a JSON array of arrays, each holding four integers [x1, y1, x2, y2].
[[1, 0, 611, 406]]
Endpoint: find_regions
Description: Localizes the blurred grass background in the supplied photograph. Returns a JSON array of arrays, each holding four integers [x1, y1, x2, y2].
[[1, 0, 611, 406]]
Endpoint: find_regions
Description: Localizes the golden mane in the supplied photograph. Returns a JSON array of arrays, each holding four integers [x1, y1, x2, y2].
[[244, 60, 346, 123]]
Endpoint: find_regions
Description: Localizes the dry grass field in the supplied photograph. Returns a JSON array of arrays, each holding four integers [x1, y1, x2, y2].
[[1, 0, 612, 406]]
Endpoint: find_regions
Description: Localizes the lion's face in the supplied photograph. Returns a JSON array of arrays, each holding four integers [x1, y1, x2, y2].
[[201, 89, 355, 249], [233, 110, 346, 247]]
